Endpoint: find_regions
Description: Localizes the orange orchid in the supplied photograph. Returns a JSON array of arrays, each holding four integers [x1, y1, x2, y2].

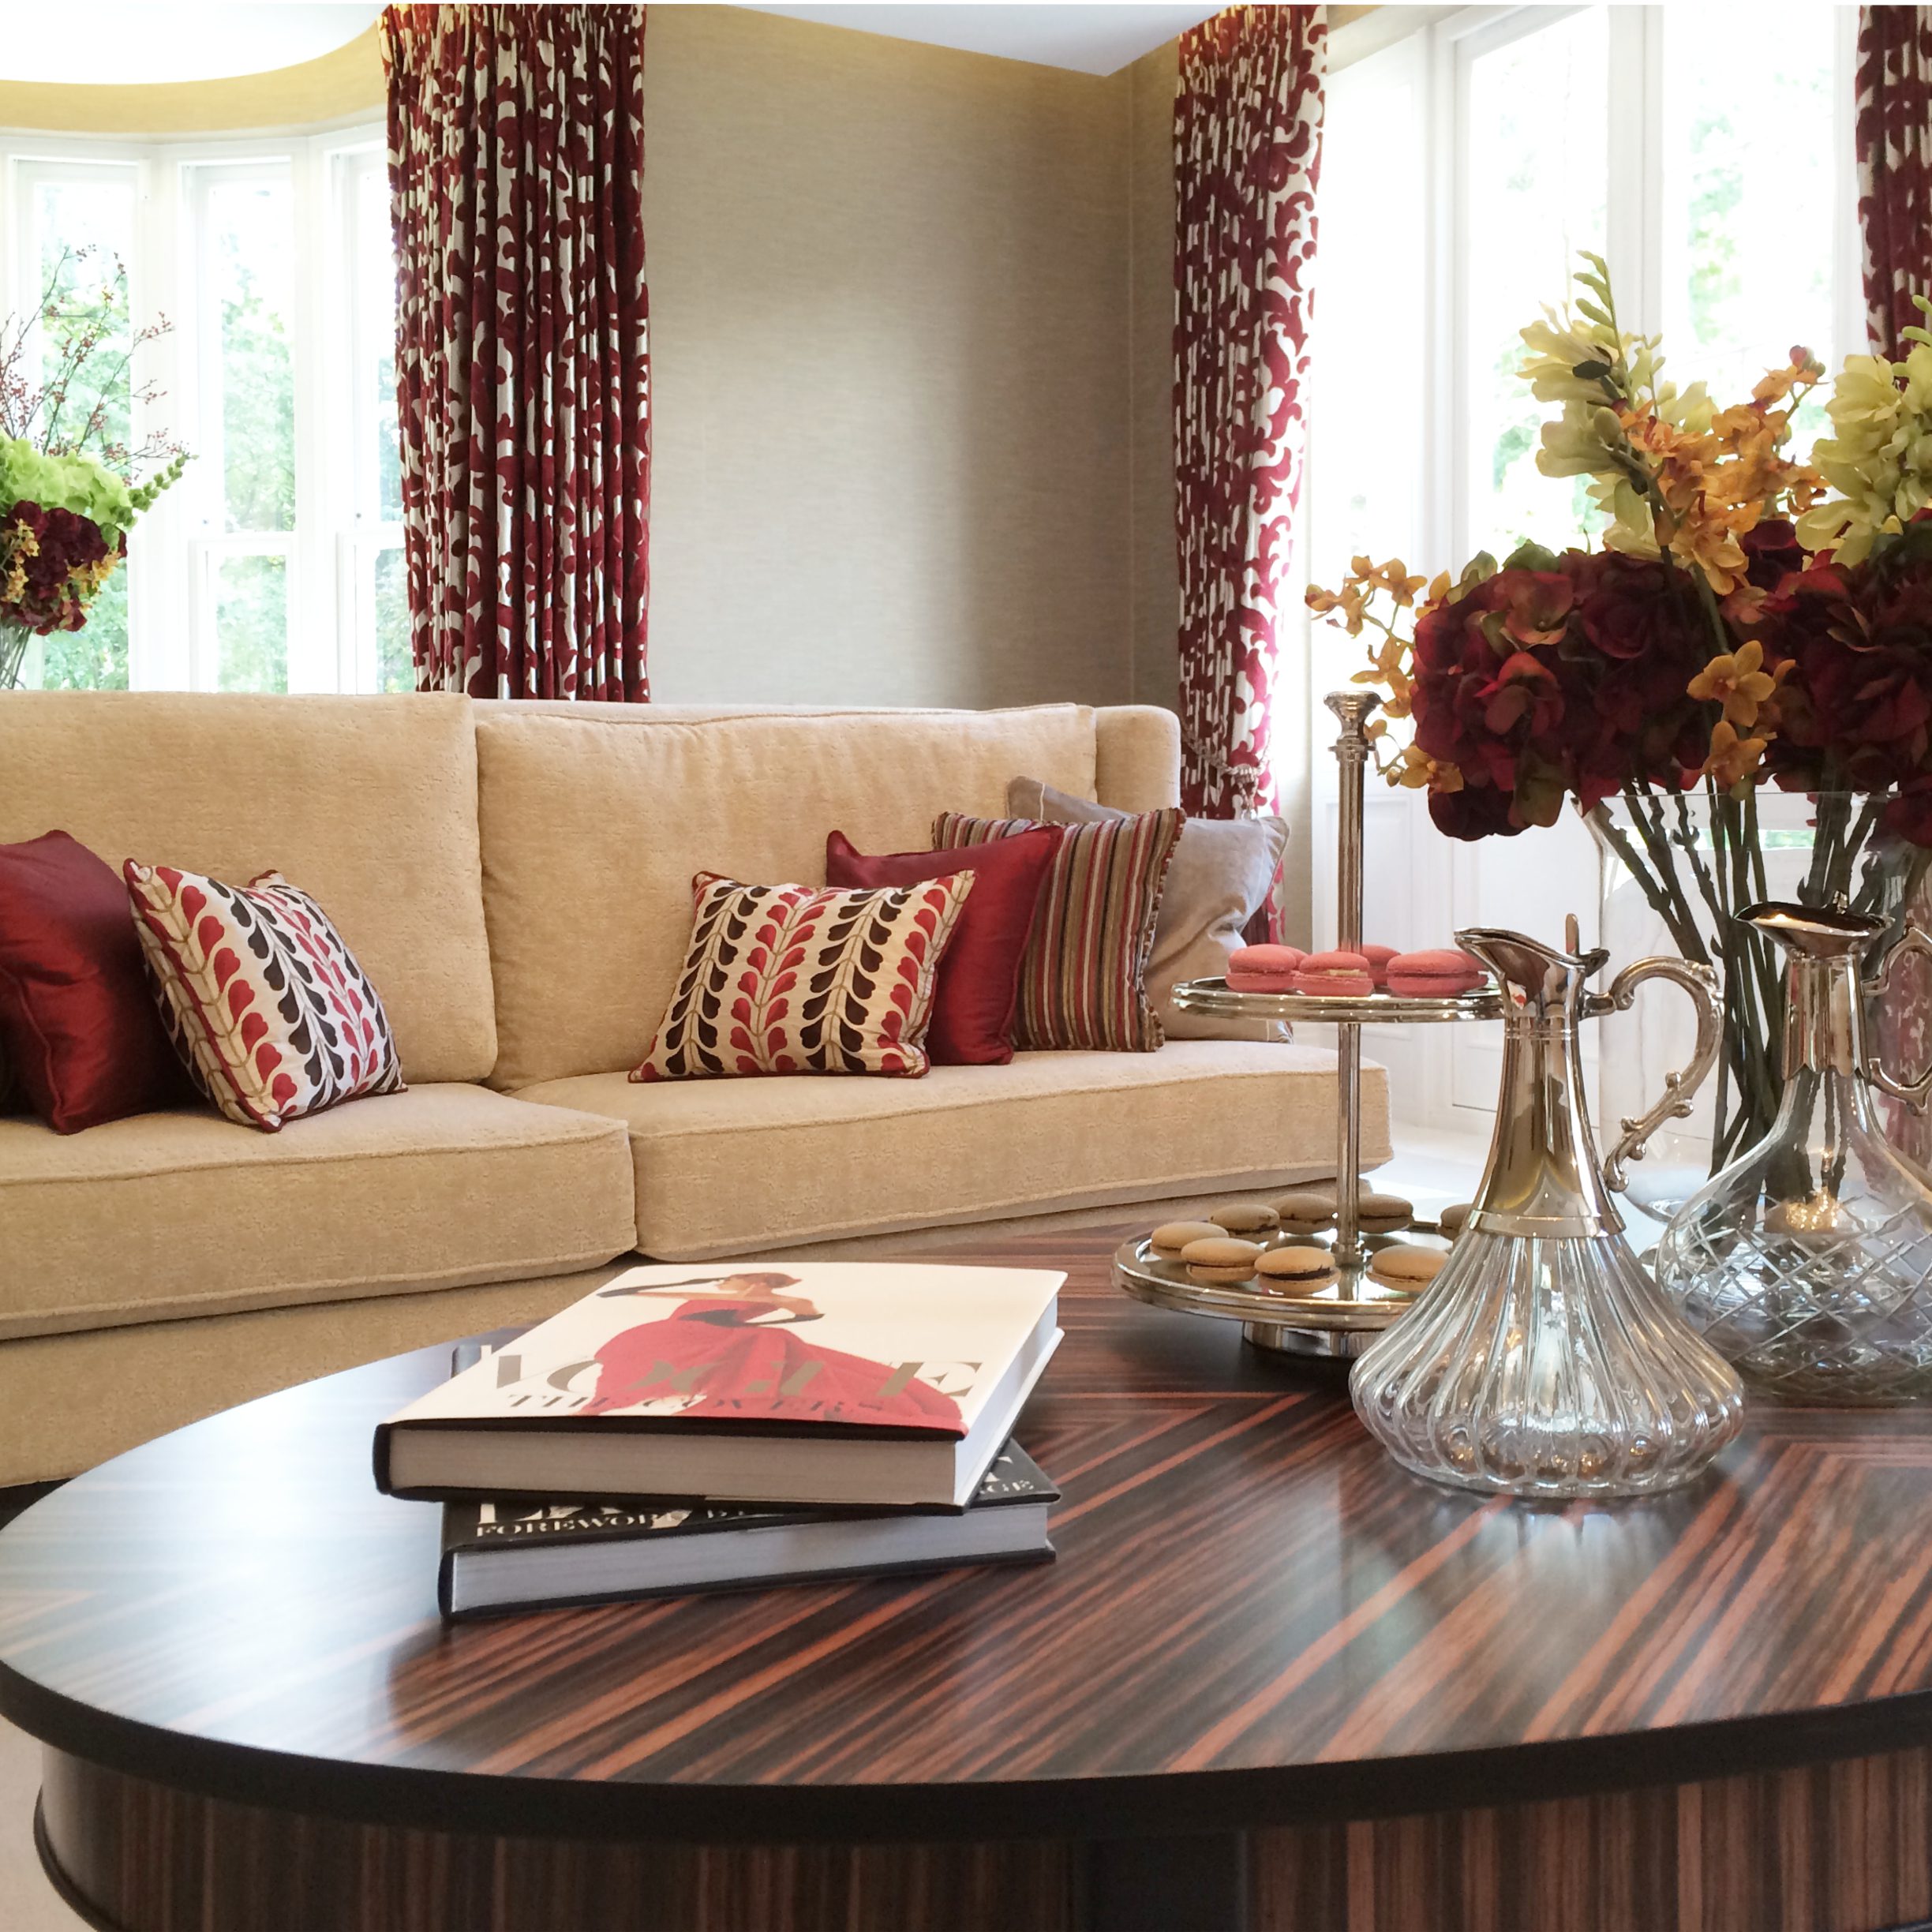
[[1704, 719, 1769, 789], [1688, 638, 1784, 730]]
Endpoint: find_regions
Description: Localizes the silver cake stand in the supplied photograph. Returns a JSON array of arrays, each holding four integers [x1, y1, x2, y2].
[[1111, 691, 1502, 1358]]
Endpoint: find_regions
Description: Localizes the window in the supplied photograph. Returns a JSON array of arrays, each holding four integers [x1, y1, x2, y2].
[[2, 126, 402, 692], [1302, 5, 1859, 1130]]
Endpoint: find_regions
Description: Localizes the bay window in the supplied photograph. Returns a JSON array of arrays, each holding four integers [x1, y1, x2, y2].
[[1, 125, 402, 692], [1301, 3, 1859, 1129]]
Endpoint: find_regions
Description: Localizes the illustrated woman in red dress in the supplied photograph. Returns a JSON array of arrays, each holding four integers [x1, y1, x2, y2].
[[583, 1271, 964, 1431]]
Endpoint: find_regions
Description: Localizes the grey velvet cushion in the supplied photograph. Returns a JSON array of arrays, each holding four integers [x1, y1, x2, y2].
[[1006, 778, 1288, 1042]]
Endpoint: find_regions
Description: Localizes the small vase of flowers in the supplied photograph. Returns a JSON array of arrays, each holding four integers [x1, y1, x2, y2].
[[0, 245, 187, 689], [1309, 253, 1932, 1191]]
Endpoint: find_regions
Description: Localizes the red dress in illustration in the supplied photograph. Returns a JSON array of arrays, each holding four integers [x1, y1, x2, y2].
[[582, 1271, 964, 1432]]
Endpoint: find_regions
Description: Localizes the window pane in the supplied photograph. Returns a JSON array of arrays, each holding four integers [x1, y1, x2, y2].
[[205, 172, 295, 534], [373, 545, 411, 693], [216, 552, 287, 692], [1463, 10, 1611, 556], [28, 171, 137, 690], [357, 167, 403, 524], [1308, 51, 1425, 586], [1661, 4, 1841, 443]]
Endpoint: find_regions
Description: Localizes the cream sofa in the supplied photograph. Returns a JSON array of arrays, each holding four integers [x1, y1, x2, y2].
[[0, 693, 1389, 1482]]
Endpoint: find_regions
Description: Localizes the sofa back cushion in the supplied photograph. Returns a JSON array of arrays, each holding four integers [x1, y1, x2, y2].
[[0, 693, 495, 1084], [474, 703, 1107, 1088]]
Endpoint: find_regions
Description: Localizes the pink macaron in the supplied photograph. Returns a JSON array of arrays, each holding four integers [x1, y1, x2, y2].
[[1385, 948, 1488, 998], [1230, 944, 1305, 976], [1361, 943, 1398, 989], [1292, 949, 1376, 997]]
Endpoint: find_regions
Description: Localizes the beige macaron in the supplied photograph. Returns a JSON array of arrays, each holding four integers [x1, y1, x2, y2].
[[1438, 1202, 1474, 1237], [1181, 1236, 1263, 1285], [1357, 1191, 1414, 1235], [1367, 1244, 1447, 1294], [1151, 1219, 1227, 1256], [1211, 1202, 1281, 1235], [1271, 1189, 1337, 1234], [1255, 1245, 1339, 1292]]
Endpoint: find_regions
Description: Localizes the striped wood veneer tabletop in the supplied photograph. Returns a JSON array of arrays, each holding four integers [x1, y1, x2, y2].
[[5, 1228, 1932, 1931]]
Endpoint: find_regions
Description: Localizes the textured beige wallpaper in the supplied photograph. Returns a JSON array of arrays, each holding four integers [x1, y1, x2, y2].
[[1124, 37, 1181, 713], [643, 5, 1136, 709]]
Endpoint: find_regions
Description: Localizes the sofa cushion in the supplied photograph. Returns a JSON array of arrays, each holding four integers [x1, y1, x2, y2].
[[634, 871, 974, 1081], [0, 1084, 637, 1341], [515, 1041, 1391, 1260], [474, 703, 1104, 1089], [0, 691, 496, 1084], [126, 863, 404, 1131]]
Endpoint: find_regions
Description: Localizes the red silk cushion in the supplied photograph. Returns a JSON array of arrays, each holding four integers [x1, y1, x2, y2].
[[825, 826, 1060, 1065], [0, 830, 187, 1133]]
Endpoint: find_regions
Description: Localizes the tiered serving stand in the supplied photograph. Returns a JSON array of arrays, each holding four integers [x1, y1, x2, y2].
[[1112, 691, 1501, 1358]]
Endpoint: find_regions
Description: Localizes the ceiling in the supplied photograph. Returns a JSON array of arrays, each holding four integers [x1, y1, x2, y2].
[[0, 3, 381, 87], [737, 4, 1222, 76], [0, 2, 1217, 91]]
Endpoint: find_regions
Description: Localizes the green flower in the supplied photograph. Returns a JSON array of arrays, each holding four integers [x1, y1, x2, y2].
[[0, 438, 134, 544]]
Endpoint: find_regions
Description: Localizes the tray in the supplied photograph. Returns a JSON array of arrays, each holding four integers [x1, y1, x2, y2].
[[1171, 979, 1504, 1026]]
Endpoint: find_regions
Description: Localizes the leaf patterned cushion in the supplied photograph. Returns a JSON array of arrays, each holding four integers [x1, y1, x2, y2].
[[631, 871, 975, 1083], [933, 809, 1184, 1052], [124, 863, 405, 1133]]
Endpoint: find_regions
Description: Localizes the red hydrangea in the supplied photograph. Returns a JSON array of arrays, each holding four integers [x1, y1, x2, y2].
[[0, 500, 118, 635], [1409, 546, 1710, 840]]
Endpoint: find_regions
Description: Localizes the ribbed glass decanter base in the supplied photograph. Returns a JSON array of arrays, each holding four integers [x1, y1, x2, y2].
[[1349, 1227, 1745, 1499]]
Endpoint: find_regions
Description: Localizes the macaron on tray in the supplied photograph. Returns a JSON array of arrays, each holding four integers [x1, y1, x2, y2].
[[1118, 1190, 1476, 1332], [1201, 943, 1501, 1017]]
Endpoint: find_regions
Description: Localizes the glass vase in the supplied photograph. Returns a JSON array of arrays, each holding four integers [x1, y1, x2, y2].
[[1588, 785, 1930, 1218], [0, 619, 32, 691], [1653, 903, 1932, 1403]]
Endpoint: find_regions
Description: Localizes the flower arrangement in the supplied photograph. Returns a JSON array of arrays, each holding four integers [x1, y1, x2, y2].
[[0, 246, 187, 688], [1308, 254, 1932, 1170]]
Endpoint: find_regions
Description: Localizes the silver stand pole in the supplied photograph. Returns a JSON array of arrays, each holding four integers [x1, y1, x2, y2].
[[1324, 691, 1380, 1272]]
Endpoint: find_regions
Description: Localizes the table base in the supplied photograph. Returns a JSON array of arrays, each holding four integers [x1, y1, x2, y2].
[[35, 1744, 1932, 1932]]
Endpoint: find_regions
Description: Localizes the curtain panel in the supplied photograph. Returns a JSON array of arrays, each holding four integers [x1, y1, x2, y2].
[[1173, 5, 1326, 818], [383, 4, 651, 699], [1857, 6, 1932, 357]]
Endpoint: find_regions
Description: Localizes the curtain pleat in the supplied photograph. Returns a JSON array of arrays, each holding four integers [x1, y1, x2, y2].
[[1173, 5, 1325, 818], [1858, 6, 1932, 356], [383, 5, 651, 699]]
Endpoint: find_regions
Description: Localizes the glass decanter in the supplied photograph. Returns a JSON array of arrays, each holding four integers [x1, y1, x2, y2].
[[1653, 901, 1932, 1404], [1350, 923, 1746, 1500]]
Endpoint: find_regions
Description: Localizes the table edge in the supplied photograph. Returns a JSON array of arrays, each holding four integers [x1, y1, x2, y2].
[[10, 1655, 1932, 1845]]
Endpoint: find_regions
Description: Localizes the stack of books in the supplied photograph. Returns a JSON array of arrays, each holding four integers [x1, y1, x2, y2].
[[372, 1260, 1065, 1620]]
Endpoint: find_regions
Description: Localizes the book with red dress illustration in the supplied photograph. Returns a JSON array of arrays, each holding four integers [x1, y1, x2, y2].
[[373, 1260, 1063, 1510]]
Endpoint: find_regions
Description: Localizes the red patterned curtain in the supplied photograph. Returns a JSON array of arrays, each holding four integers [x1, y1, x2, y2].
[[1857, 6, 1932, 355], [383, 6, 650, 699], [1173, 5, 1325, 818]]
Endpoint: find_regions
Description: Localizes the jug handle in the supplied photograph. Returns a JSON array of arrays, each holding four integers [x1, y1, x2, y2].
[[1589, 957, 1722, 1193], [1866, 921, 1932, 1115]]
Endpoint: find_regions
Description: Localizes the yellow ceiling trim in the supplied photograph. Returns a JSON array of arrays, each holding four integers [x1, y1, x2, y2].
[[0, 22, 384, 137]]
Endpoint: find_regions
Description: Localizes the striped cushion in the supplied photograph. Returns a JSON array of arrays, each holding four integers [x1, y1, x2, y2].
[[632, 871, 975, 1081], [933, 809, 1181, 1052]]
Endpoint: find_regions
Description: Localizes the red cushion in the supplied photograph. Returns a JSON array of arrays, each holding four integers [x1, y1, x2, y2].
[[0, 830, 187, 1133], [826, 826, 1059, 1064]]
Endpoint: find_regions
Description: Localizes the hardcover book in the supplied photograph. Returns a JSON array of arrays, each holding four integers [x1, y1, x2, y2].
[[373, 1260, 1063, 1510], [439, 1441, 1058, 1620]]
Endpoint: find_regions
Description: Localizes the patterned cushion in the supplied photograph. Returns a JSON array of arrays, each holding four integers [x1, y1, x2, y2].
[[632, 872, 975, 1083], [933, 808, 1182, 1052], [125, 863, 405, 1133]]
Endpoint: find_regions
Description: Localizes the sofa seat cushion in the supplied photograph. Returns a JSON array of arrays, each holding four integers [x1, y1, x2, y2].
[[515, 1041, 1391, 1260], [0, 1085, 638, 1342]]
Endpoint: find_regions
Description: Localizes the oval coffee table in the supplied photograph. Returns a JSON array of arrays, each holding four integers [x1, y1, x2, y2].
[[6, 1230, 1932, 1932]]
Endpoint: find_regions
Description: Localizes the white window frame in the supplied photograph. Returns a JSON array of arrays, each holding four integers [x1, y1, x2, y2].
[[1302, 3, 1863, 1132], [0, 119, 395, 693]]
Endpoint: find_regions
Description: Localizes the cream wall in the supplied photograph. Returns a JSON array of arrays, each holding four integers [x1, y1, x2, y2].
[[642, 6, 1137, 709]]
